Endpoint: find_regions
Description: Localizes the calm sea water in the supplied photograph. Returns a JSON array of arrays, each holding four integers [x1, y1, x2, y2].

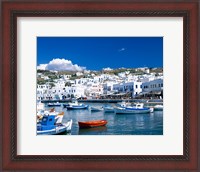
[[44, 103, 163, 135]]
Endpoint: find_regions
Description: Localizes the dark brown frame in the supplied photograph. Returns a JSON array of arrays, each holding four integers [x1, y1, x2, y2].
[[1, 0, 199, 171]]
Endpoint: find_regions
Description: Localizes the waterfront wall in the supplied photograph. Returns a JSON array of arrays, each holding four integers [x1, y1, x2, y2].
[[41, 99, 163, 104]]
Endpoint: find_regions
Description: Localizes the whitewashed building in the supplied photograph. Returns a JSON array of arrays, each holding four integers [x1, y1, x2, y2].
[[142, 78, 163, 93], [113, 81, 142, 98], [85, 84, 103, 98], [37, 84, 53, 100]]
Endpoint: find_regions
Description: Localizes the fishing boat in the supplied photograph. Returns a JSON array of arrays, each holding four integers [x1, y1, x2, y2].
[[115, 103, 152, 114], [154, 105, 163, 111], [117, 101, 131, 108], [63, 99, 79, 108], [103, 105, 115, 113], [37, 110, 64, 123], [78, 120, 107, 128], [90, 106, 104, 112], [37, 115, 72, 135], [65, 100, 88, 110], [37, 108, 61, 117], [47, 102, 61, 107]]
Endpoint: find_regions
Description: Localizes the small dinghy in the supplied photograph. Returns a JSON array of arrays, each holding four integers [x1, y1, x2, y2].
[[104, 105, 115, 113], [90, 106, 104, 112], [78, 120, 107, 129]]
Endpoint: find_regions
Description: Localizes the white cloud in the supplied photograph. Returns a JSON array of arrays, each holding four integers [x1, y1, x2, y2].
[[37, 64, 47, 70], [118, 48, 126, 52], [37, 58, 86, 71]]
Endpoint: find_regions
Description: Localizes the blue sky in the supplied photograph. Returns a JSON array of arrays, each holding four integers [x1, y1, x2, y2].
[[37, 37, 163, 71]]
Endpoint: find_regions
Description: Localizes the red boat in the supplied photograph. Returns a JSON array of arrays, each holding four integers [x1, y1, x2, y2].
[[78, 120, 107, 128]]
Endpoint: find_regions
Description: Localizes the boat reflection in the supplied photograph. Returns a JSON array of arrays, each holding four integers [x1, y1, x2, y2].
[[78, 126, 107, 135]]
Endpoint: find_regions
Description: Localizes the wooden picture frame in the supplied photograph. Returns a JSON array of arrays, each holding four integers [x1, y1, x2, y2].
[[1, 0, 199, 171]]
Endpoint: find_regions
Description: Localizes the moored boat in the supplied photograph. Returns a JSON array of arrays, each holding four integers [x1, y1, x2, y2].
[[37, 108, 61, 117], [104, 105, 115, 113], [67, 104, 88, 110], [64, 99, 88, 110], [47, 102, 61, 107], [90, 106, 104, 112], [117, 101, 131, 108], [37, 115, 72, 135], [78, 120, 107, 128], [115, 103, 152, 114], [154, 105, 163, 111], [37, 110, 64, 123]]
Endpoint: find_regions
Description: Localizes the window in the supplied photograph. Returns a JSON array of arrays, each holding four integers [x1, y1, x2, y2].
[[136, 85, 138, 88], [42, 117, 47, 122]]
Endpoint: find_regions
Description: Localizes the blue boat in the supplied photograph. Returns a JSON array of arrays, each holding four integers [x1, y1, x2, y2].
[[37, 115, 72, 135], [115, 103, 153, 114], [67, 104, 89, 110], [64, 100, 88, 110]]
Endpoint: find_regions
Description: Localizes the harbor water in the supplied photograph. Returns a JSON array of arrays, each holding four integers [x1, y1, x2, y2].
[[43, 103, 163, 135]]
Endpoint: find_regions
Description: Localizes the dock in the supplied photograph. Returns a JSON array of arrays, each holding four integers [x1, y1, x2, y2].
[[41, 99, 163, 104]]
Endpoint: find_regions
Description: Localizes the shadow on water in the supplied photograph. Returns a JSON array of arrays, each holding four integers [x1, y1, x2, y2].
[[78, 126, 107, 135]]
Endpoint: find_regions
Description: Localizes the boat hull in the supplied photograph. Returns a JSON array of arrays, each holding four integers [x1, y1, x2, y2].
[[78, 120, 107, 129], [90, 107, 103, 112], [67, 105, 88, 110], [104, 107, 115, 113], [37, 120, 73, 135], [48, 103, 61, 107], [154, 105, 163, 111], [115, 108, 151, 114], [37, 126, 67, 135]]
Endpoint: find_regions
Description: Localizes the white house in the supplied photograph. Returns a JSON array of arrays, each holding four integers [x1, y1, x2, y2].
[[37, 84, 52, 100], [85, 84, 103, 98], [113, 81, 142, 98], [65, 85, 86, 98], [102, 81, 117, 94], [142, 78, 163, 93]]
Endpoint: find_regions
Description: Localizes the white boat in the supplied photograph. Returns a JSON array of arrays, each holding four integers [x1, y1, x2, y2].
[[117, 101, 131, 108], [37, 108, 59, 117], [115, 103, 152, 114], [154, 105, 163, 111], [104, 105, 115, 113], [63, 99, 81, 107], [37, 109, 64, 123], [47, 102, 61, 107], [37, 115, 72, 135], [64, 100, 88, 110], [90, 106, 104, 112]]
